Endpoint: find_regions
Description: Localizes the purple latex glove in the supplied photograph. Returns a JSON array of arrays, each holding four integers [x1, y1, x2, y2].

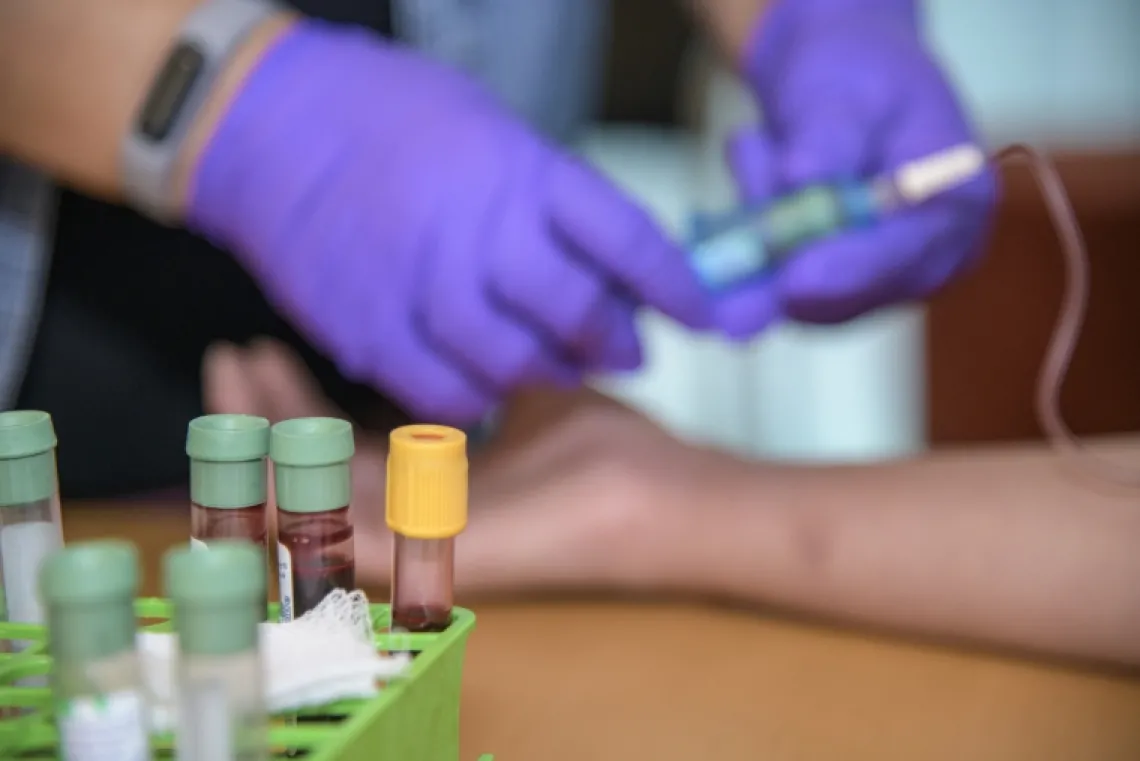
[[186, 20, 710, 423], [721, 0, 998, 338]]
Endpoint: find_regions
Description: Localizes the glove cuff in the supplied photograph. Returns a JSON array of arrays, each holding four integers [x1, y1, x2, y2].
[[185, 18, 295, 248], [184, 19, 381, 254]]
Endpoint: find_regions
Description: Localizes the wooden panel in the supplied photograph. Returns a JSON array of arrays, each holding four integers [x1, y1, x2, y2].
[[927, 152, 1140, 443]]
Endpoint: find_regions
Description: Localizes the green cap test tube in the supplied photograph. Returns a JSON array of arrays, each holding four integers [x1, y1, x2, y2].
[[186, 414, 270, 547], [270, 417, 356, 623], [39, 540, 150, 758], [0, 410, 65, 628], [165, 540, 268, 761], [165, 540, 266, 656]]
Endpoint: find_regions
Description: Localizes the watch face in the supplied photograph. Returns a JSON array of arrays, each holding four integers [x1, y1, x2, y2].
[[137, 42, 207, 142]]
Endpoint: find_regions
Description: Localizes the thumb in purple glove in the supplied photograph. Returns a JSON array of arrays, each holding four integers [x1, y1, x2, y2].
[[718, 0, 998, 339], [185, 20, 711, 424]]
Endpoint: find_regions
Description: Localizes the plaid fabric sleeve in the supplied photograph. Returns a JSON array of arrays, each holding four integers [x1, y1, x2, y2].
[[0, 159, 55, 409]]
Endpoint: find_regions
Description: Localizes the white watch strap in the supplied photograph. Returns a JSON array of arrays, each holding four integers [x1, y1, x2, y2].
[[120, 0, 284, 224]]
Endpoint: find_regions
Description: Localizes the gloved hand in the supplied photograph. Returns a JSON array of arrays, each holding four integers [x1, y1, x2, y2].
[[186, 19, 710, 423], [721, 0, 998, 337]]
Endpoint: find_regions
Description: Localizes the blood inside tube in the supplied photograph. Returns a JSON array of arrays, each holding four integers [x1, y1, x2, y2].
[[190, 503, 269, 545], [277, 507, 355, 621], [391, 603, 451, 634], [391, 536, 454, 634], [190, 503, 271, 620]]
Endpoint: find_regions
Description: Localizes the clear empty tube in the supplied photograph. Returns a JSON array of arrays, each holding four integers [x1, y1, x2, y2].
[[39, 540, 150, 761], [386, 425, 467, 636], [165, 540, 268, 761], [0, 411, 65, 668]]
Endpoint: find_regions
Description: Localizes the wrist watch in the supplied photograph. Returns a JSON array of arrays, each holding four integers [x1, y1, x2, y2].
[[120, 0, 284, 224]]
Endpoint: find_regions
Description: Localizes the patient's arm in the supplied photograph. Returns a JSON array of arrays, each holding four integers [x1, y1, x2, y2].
[[477, 387, 1140, 666], [664, 435, 1140, 665]]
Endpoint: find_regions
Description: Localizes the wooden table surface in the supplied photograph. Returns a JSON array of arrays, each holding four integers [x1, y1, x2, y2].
[[67, 503, 1140, 761]]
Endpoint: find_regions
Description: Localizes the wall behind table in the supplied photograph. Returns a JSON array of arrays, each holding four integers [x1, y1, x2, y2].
[[926, 0, 1140, 149], [927, 155, 1140, 444], [925, 0, 1140, 443]]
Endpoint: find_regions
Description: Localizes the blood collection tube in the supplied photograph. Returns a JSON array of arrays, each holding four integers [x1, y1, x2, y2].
[[186, 414, 270, 618], [187, 414, 271, 548], [39, 540, 150, 761], [165, 540, 268, 761], [270, 417, 355, 623], [0, 411, 65, 642], [386, 425, 468, 634]]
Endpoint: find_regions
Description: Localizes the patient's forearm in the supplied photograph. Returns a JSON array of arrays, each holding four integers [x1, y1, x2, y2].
[[674, 436, 1140, 665], [685, 0, 772, 62]]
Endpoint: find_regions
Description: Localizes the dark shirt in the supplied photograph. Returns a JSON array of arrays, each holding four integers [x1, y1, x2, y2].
[[288, 0, 392, 35]]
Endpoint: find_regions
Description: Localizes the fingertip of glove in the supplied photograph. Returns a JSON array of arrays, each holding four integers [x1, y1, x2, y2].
[[711, 285, 783, 341], [959, 163, 1001, 214], [781, 127, 867, 188], [666, 286, 716, 332], [727, 128, 782, 203], [601, 341, 644, 374], [542, 157, 716, 331]]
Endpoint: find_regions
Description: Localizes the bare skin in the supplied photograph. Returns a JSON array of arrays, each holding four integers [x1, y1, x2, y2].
[[204, 338, 1140, 668], [1, 0, 213, 198], [686, 0, 772, 62]]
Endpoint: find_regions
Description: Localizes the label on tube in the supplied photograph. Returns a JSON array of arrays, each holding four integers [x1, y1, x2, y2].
[[57, 691, 149, 761], [277, 542, 294, 623]]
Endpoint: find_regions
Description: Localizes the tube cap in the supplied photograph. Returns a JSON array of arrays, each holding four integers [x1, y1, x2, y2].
[[40, 541, 140, 663], [270, 418, 353, 466], [164, 541, 266, 655], [270, 418, 354, 514], [0, 411, 59, 506], [386, 425, 467, 539], [187, 415, 270, 509], [164, 540, 266, 604], [39, 540, 139, 605], [186, 414, 270, 461], [0, 411, 56, 459]]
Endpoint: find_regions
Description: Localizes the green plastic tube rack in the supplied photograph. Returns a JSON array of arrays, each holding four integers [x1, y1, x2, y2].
[[0, 598, 491, 760]]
